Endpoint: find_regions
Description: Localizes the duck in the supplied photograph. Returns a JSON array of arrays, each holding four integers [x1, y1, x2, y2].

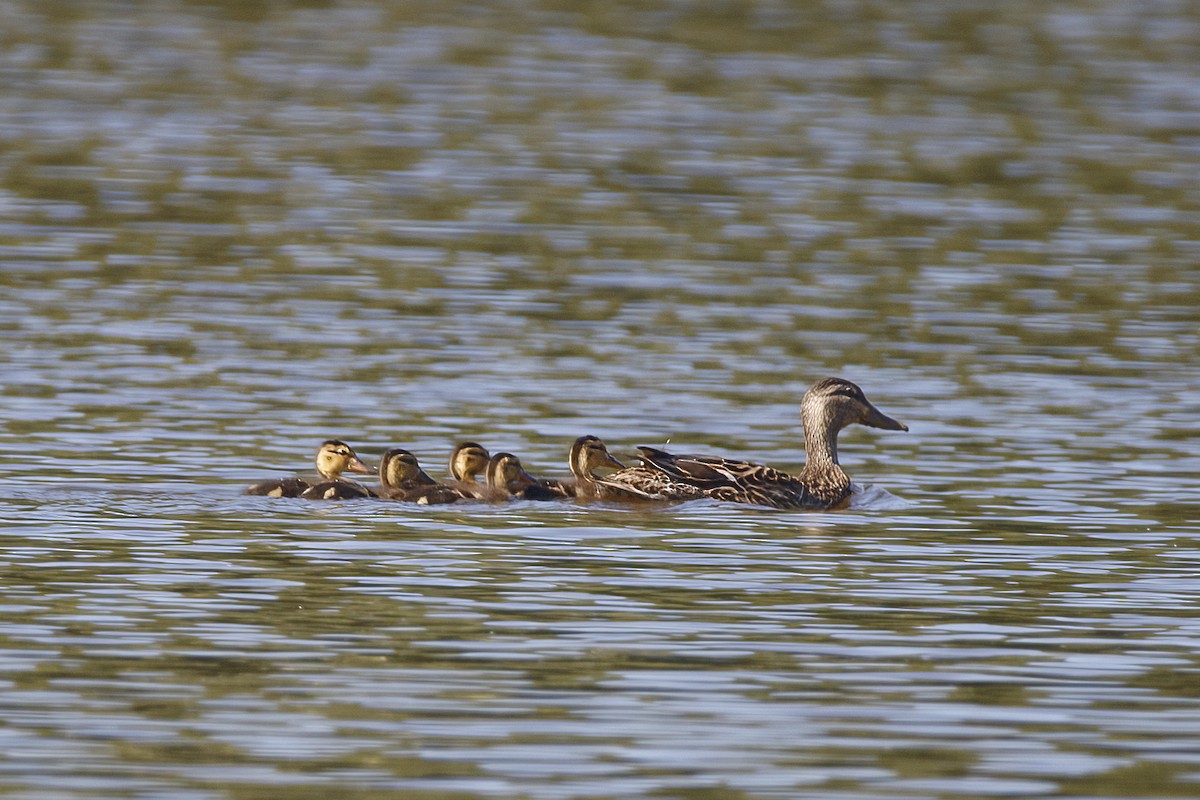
[[594, 377, 907, 510], [300, 442, 377, 500], [245, 439, 372, 498], [519, 435, 627, 500], [373, 448, 462, 504], [443, 441, 492, 499], [483, 452, 542, 501]]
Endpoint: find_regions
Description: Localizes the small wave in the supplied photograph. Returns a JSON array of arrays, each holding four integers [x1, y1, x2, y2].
[[850, 483, 915, 511]]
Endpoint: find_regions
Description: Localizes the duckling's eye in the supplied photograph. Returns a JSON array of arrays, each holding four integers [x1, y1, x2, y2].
[[337, 449, 350, 456]]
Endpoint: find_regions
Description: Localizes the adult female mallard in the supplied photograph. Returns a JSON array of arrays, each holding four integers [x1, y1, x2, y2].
[[245, 439, 372, 498], [375, 448, 464, 505], [595, 377, 907, 510]]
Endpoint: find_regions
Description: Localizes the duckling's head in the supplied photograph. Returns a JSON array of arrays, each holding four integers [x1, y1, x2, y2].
[[570, 435, 625, 479], [485, 452, 537, 495], [378, 448, 429, 488], [315, 440, 371, 480], [802, 377, 908, 434], [449, 442, 491, 482]]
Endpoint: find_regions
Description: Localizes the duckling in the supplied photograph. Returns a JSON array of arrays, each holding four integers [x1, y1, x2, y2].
[[596, 377, 907, 510], [444, 441, 491, 499], [378, 448, 469, 505], [483, 452, 540, 501], [245, 439, 371, 498], [564, 435, 627, 499], [519, 435, 627, 500], [300, 442, 377, 500]]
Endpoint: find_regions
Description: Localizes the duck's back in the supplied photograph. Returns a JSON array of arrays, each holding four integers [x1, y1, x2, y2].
[[637, 446, 846, 510], [520, 478, 576, 500], [390, 483, 466, 505], [593, 464, 706, 502], [300, 480, 374, 500], [245, 477, 310, 498]]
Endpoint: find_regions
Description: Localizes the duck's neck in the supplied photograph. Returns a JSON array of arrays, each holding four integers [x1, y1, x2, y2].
[[570, 456, 590, 483], [799, 410, 848, 490], [569, 459, 599, 498], [574, 473, 600, 499]]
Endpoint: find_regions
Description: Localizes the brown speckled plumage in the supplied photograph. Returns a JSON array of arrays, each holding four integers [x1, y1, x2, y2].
[[597, 377, 907, 510]]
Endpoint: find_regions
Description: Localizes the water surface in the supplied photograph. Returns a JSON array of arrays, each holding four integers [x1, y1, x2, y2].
[[1, 1, 1199, 798]]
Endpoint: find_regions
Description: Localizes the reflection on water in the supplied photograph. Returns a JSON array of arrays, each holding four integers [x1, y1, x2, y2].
[[1, 0, 1199, 798]]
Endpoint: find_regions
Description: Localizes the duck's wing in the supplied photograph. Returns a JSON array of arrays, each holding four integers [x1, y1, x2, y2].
[[593, 465, 707, 502], [636, 446, 783, 486], [245, 477, 310, 497], [636, 446, 822, 509]]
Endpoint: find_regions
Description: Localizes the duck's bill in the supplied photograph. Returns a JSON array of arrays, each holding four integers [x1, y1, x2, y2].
[[602, 451, 626, 470], [864, 404, 908, 431], [347, 457, 372, 474]]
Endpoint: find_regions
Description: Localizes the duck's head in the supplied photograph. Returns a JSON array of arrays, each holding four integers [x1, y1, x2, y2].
[[569, 435, 625, 479], [449, 442, 491, 482], [485, 452, 537, 495], [315, 440, 371, 480], [378, 448, 433, 488], [801, 377, 908, 434]]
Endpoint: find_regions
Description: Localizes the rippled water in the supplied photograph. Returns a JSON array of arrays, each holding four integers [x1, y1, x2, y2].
[[2, 1, 1199, 798]]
